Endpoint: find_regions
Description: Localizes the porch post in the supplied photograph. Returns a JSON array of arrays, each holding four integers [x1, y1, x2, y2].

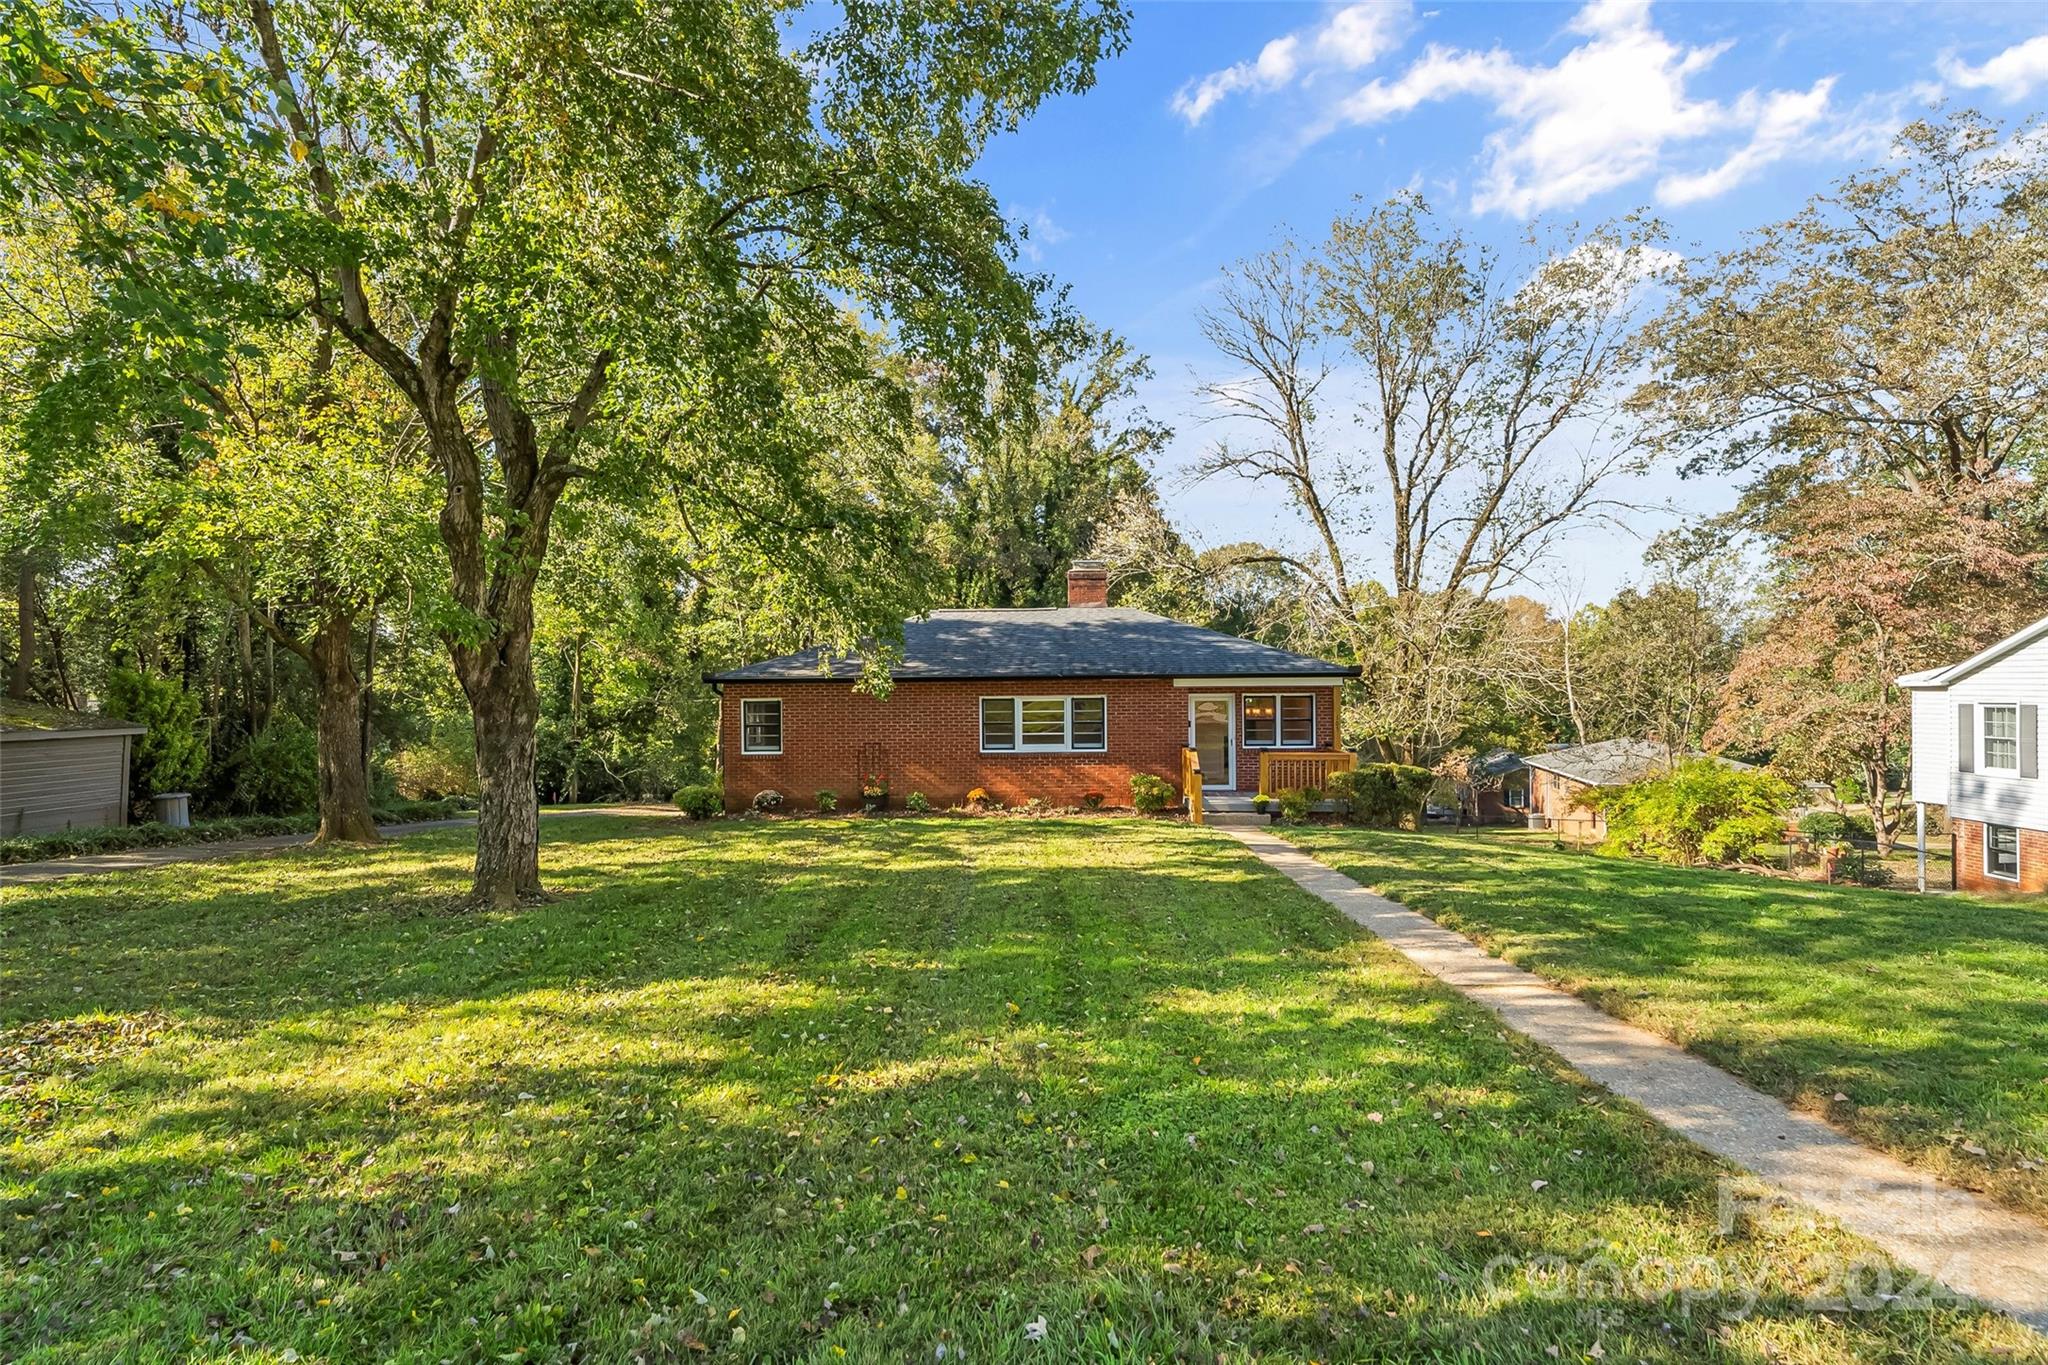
[[1915, 800, 1927, 894]]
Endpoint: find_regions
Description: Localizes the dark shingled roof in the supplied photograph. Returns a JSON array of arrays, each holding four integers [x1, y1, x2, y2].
[[708, 608, 1359, 683], [1519, 738, 1752, 787], [1471, 747, 1527, 779]]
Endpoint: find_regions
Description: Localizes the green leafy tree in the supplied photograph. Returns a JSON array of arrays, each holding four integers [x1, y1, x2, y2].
[[7, 0, 1127, 904], [1584, 758, 1792, 867], [1640, 111, 2048, 500], [935, 326, 1169, 607], [105, 665, 204, 804], [1561, 578, 1739, 751], [1640, 112, 2048, 847], [132, 322, 438, 840]]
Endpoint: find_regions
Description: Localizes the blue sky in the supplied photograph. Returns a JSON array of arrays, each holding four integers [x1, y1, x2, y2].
[[973, 0, 2048, 606]]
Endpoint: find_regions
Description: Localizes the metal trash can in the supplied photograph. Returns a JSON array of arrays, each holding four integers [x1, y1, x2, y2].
[[151, 792, 192, 828]]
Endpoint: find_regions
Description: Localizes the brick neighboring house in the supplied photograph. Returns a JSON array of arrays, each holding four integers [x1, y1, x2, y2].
[[708, 561, 1358, 811], [1515, 738, 1690, 843], [1899, 614, 2048, 893], [1462, 747, 1531, 825]]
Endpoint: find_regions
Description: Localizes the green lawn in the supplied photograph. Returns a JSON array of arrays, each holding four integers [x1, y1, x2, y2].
[[2, 815, 2035, 1362], [1280, 827, 2048, 1221]]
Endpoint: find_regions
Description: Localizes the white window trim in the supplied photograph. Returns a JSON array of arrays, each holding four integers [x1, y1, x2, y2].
[[739, 697, 783, 755], [1240, 692, 1317, 750], [1980, 701, 2021, 776], [1984, 821, 2021, 883], [978, 695, 1109, 755]]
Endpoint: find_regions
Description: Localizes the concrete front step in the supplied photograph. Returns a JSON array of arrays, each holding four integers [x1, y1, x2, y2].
[[1203, 811, 1271, 828]]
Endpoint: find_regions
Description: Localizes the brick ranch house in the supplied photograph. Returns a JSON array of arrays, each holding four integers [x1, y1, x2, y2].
[[708, 562, 1359, 811], [1900, 613, 2048, 893]]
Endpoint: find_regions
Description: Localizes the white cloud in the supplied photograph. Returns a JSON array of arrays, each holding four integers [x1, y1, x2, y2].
[[1334, 44, 1511, 125], [1656, 78, 1835, 205], [1172, 1, 1411, 125], [1939, 33, 2048, 102], [1327, 0, 1844, 216], [1007, 205, 1071, 264]]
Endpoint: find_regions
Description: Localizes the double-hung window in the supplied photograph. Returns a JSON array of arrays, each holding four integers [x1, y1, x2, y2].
[[979, 696, 1108, 753], [1241, 693, 1315, 748], [1982, 705, 2020, 773], [1986, 823, 2020, 881], [739, 698, 782, 755]]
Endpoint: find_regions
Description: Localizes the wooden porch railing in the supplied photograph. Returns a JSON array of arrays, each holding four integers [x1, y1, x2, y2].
[[1259, 750, 1356, 795], [1181, 747, 1204, 825]]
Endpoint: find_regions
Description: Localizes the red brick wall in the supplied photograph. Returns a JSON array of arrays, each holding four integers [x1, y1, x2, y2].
[[1952, 817, 2048, 893], [717, 680, 1339, 810], [1529, 770, 1604, 842]]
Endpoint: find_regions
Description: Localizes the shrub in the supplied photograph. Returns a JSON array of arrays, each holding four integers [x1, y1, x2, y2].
[[227, 717, 320, 815], [389, 729, 478, 799], [1276, 787, 1319, 823], [1129, 773, 1175, 814], [373, 796, 472, 823], [1326, 764, 1433, 829], [815, 789, 838, 813], [1586, 758, 1793, 866], [967, 786, 990, 807], [752, 789, 784, 812], [1797, 810, 1848, 841], [905, 791, 931, 814], [1699, 811, 1783, 864], [1832, 847, 1894, 887], [1079, 791, 1106, 811], [1800, 809, 1876, 843], [105, 666, 205, 802], [673, 783, 722, 820]]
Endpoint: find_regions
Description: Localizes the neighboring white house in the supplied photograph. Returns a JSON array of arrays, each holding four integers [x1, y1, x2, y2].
[[1898, 614, 2048, 893]]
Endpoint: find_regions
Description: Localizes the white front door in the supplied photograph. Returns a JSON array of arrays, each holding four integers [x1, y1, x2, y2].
[[1188, 694, 1234, 789]]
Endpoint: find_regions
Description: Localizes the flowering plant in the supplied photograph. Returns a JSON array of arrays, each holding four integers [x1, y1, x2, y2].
[[861, 773, 888, 798], [967, 786, 989, 806]]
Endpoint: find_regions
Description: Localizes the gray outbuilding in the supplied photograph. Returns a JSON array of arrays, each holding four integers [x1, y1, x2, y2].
[[0, 699, 147, 835]]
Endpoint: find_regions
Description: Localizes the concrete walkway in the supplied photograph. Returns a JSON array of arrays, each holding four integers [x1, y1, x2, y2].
[[0, 805, 675, 889], [1224, 824, 2048, 1334]]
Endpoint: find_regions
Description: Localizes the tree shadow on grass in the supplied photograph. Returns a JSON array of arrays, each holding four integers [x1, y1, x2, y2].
[[1286, 828, 2048, 1217], [3, 814, 2033, 1360]]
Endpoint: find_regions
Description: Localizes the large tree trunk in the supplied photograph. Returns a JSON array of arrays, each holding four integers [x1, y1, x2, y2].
[[463, 638, 542, 906], [10, 557, 35, 700], [308, 615, 381, 843]]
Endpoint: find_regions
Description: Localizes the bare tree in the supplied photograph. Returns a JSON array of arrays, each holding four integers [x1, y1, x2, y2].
[[1193, 193, 1669, 761]]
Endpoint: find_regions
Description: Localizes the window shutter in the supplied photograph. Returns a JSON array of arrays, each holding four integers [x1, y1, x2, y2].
[[2022, 705, 2039, 779], [1957, 703, 1974, 773]]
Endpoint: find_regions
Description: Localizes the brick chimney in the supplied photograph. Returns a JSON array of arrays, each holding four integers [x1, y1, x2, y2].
[[1065, 558, 1109, 609]]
